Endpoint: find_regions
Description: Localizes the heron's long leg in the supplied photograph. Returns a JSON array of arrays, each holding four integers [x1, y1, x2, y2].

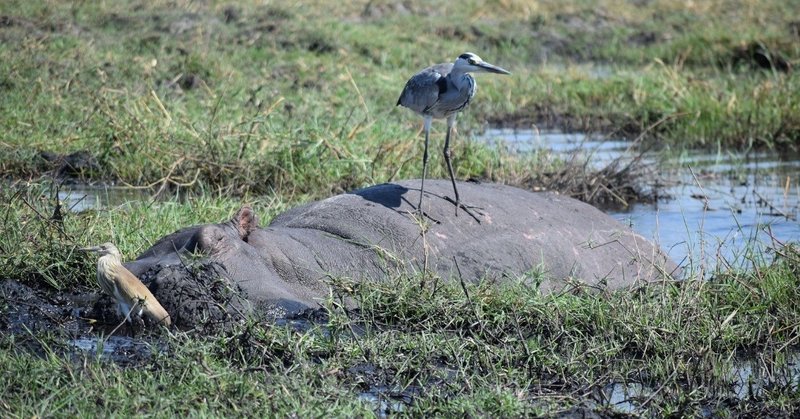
[[418, 116, 432, 213], [443, 115, 460, 216]]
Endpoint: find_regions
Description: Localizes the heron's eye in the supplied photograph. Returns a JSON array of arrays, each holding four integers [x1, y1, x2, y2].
[[468, 59, 477, 65]]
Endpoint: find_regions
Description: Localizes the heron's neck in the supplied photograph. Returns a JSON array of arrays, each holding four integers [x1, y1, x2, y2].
[[447, 69, 472, 90], [98, 254, 123, 272]]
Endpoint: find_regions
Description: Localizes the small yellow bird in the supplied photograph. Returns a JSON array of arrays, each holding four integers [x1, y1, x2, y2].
[[82, 242, 172, 327]]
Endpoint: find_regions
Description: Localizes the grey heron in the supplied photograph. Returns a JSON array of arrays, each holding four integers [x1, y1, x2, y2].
[[397, 52, 510, 217], [82, 242, 172, 327]]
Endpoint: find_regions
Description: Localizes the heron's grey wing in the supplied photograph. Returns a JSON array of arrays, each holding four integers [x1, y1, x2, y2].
[[397, 63, 453, 115]]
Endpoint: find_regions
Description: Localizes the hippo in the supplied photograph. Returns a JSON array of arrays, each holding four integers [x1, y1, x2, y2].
[[124, 180, 678, 327]]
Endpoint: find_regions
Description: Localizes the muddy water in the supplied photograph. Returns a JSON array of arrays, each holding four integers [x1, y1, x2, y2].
[[731, 352, 800, 400], [582, 350, 800, 415], [482, 128, 800, 274], [70, 335, 162, 366]]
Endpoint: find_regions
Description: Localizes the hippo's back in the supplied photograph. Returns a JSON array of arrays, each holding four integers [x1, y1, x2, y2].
[[269, 180, 678, 291]]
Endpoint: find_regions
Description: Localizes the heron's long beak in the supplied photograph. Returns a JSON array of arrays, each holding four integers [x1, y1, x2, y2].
[[80, 245, 101, 252], [477, 61, 511, 75]]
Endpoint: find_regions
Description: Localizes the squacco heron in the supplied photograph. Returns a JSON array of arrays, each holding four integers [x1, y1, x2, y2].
[[82, 242, 172, 327]]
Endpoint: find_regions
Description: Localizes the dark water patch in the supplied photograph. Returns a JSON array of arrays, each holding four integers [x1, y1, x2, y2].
[[730, 42, 792, 73], [351, 355, 800, 416], [588, 381, 650, 415], [273, 314, 324, 333], [39, 150, 100, 179], [731, 352, 800, 400], [69, 336, 160, 366]]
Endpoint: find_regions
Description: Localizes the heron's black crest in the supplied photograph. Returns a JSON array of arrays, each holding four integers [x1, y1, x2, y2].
[[458, 53, 473, 60]]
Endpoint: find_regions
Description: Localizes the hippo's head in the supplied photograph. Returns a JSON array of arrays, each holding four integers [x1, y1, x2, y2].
[[129, 206, 258, 267], [125, 207, 320, 328]]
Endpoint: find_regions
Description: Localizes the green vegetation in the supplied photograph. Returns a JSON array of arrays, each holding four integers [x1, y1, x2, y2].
[[1, 0, 798, 196], [2, 0, 800, 416], [4, 254, 800, 416]]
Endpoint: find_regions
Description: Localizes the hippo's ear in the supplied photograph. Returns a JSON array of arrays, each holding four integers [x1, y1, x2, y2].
[[233, 206, 258, 241]]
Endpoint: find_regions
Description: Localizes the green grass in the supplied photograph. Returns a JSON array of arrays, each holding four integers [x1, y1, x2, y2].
[[0, 180, 290, 289], [1, 0, 798, 196], [2, 243, 799, 416], [0, 333, 374, 416]]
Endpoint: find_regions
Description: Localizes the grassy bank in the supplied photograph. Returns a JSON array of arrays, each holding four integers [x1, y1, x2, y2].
[[1, 0, 798, 197], [2, 179, 800, 416], [3, 256, 800, 417]]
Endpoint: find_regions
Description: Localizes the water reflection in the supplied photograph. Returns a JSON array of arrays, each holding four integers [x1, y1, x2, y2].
[[58, 185, 151, 212], [731, 352, 800, 400], [358, 385, 411, 417], [481, 128, 800, 273], [593, 381, 649, 414]]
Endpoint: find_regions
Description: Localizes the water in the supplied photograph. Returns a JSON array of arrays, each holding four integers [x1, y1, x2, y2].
[[731, 352, 800, 400], [591, 381, 650, 414], [594, 352, 800, 415], [482, 128, 800, 273], [58, 185, 151, 212], [61, 134, 800, 273], [358, 385, 410, 417], [70, 335, 158, 366]]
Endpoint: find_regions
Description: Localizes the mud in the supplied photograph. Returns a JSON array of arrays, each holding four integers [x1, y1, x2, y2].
[[0, 274, 321, 365], [3, 272, 798, 417], [138, 260, 251, 331], [0, 279, 84, 337], [731, 42, 792, 73], [0, 279, 157, 365]]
